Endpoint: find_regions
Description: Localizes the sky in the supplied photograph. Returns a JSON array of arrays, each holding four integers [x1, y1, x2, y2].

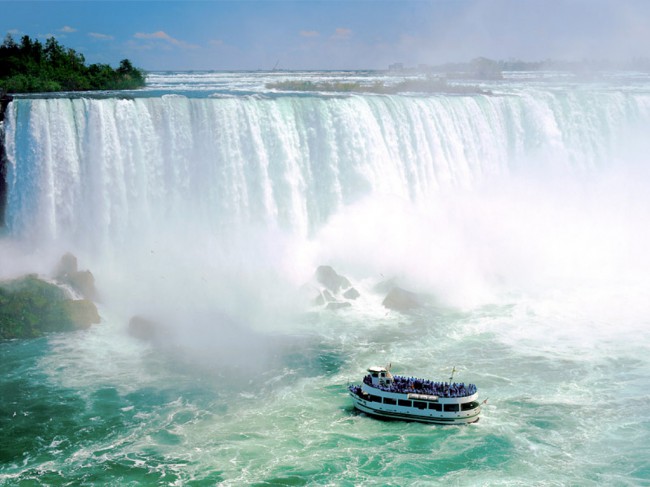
[[1, 0, 649, 71]]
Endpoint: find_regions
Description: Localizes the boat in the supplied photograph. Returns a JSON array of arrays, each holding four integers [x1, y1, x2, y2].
[[348, 365, 481, 424]]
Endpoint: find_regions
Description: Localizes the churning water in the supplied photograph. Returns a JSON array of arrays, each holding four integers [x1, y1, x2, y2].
[[1, 71, 650, 485]]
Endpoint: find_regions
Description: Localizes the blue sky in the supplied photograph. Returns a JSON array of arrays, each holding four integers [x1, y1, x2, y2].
[[1, 1, 649, 70]]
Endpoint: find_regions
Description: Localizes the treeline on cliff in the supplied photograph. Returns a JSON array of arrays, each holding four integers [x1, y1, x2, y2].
[[0, 34, 145, 93]]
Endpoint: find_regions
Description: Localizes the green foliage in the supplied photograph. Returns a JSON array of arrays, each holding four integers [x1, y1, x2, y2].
[[0, 34, 145, 93], [0, 275, 99, 339]]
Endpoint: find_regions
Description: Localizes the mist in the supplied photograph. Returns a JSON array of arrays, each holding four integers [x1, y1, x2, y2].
[[3, 76, 650, 375]]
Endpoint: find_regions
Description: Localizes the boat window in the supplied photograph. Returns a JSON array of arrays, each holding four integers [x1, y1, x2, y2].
[[444, 404, 460, 412], [413, 401, 427, 410], [369, 395, 382, 403], [380, 372, 385, 377], [428, 403, 442, 411], [371, 373, 378, 378], [383, 398, 396, 405], [398, 399, 411, 407], [461, 401, 480, 411]]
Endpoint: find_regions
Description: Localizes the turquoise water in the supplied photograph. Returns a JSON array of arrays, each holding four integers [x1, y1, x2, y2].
[[2, 303, 649, 485], [2, 72, 650, 485]]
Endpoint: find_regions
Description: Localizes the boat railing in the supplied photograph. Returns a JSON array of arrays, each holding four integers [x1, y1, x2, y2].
[[361, 374, 477, 398]]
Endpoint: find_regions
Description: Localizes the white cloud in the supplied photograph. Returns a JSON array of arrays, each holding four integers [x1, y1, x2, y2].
[[59, 26, 76, 33], [209, 39, 224, 47], [331, 28, 352, 40], [300, 30, 320, 38], [134, 30, 198, 49], [89, 32, 114, 40]]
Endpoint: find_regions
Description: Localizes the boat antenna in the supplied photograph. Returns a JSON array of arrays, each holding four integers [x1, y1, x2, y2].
[[449, 366, 456, 384]]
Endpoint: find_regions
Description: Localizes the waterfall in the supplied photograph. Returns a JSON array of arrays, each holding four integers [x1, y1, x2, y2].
[[2, 87, 650, 311], [5, 90, 648, 248]]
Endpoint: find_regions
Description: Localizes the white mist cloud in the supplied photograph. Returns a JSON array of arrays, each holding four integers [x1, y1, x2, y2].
[[300, 30, 320, 38], [59, 25, 76, 33]]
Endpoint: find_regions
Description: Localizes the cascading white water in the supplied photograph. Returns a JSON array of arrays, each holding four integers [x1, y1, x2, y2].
[[4, 87, 650, 312], [6, 89, 647, 248], [3, 75, 650, 485]]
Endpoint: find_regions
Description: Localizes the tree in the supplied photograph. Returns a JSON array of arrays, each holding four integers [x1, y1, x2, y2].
[[0, 34, 146, 93]]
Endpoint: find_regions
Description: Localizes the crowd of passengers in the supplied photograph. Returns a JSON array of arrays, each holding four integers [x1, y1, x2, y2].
[[361, 374, 477, 398]]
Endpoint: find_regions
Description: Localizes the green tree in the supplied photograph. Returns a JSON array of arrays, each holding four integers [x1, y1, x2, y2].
[[0, 33, 146, 93]]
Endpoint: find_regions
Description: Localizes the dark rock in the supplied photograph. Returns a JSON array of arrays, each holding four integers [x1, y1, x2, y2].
[[66, 270, 96, 300], [128, 315, 162, 341], [326, 301, 352, 310], [315, 265, 351, 293], [55, 252, 78, 277], [313, 289, 336, 306], [382, 286, 423, 311], [322, 289, 335, 302], [53, 253, 96, 300], [343, 287, 360, 300], [63, 299, 100, 329]]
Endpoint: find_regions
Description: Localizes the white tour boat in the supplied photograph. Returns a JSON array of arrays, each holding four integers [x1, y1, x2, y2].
[[349, 365, 481, 424]]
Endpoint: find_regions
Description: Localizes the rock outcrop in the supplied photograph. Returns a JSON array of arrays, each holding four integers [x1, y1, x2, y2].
[[128, 315, 167, 342], [315, 265, 352, 293], [54, 252, 96, 300], [382, 286, 424, 311], [310, 265, 360, 310], [0, 274, 100, 339]]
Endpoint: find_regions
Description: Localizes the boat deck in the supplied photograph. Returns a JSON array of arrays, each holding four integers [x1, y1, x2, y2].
[[362, 374, 477, 398]]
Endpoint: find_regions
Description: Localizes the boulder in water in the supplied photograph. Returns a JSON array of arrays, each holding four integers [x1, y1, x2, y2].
[[343, 287, 360, 300], [63, 299, 100, 329], [326, 301, 352, 310], [0, 274, 100, 339], [53, 253, 96, 300], [315, 265, 352, 293], [128, 315, 168, 342], [312, 289, 336, 307], [55, 252, 78, 277], [382, 286, 423, 311]]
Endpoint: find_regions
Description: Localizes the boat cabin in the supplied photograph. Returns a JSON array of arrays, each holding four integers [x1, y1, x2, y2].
[[367, 366, 394, 387]]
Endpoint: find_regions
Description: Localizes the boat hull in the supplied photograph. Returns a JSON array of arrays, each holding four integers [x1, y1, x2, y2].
[[350, 392, 481, 425]]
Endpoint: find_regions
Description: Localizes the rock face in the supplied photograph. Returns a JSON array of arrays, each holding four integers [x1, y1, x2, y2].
[[54, 252, 96, 300], [0, 274, 100, 339], [382, 286, 423, 311], [315, 265, 352, 294], [343, 287, 360, 300], [63, 299, 101, 329], [310, 265, 360, 310]]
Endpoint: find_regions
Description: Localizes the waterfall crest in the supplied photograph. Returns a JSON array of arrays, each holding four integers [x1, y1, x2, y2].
[[5, 90, 648, 249]]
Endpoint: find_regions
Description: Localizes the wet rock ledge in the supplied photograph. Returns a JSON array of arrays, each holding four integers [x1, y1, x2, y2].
[[0, 253, 100, 339]]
